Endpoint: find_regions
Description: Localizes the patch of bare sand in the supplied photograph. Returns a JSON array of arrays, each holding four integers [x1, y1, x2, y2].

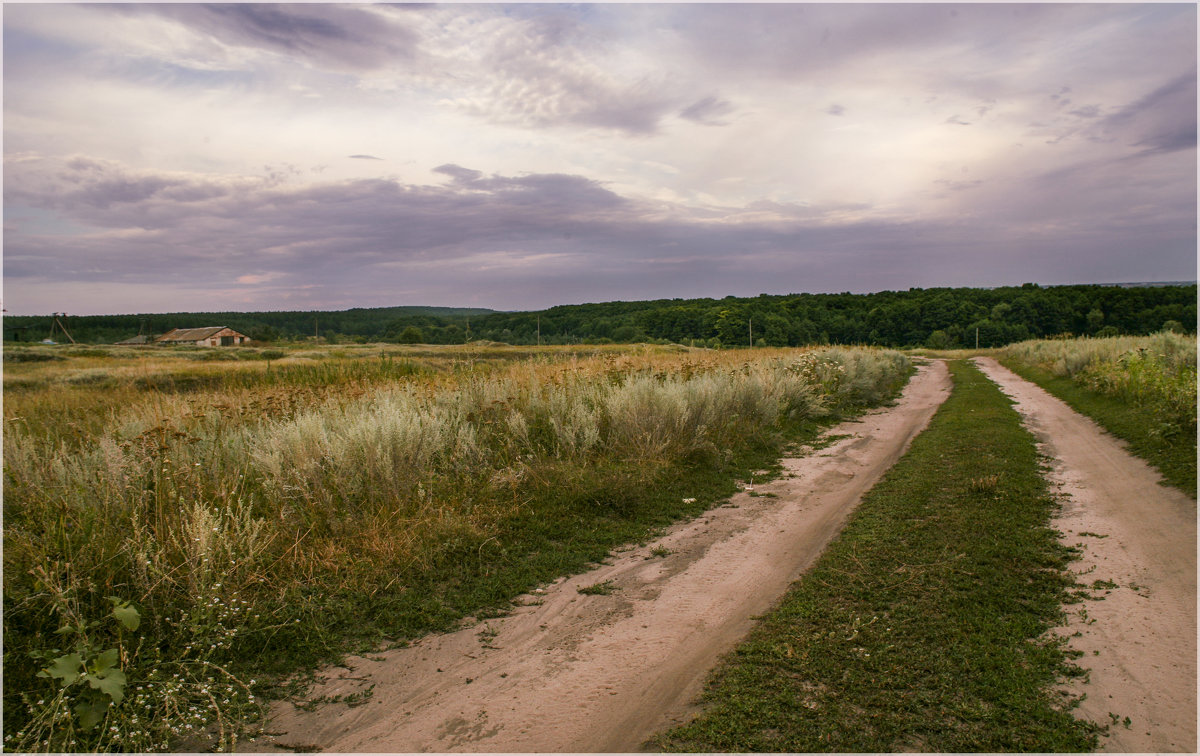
[[974, 357, 1196, 753], [243, 360, 951, 753]]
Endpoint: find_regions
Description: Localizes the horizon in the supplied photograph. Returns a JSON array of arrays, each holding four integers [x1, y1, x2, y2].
[[6, 279, 1196, 320], [4, 4, 1196, 316]]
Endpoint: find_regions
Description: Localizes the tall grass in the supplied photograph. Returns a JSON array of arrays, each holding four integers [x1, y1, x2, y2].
[[4, 345, 910, 751], [998, 332, 1196, 438], [996, 332, 1196, 495]]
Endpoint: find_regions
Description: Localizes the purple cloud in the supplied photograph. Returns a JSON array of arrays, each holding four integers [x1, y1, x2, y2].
[[1100, 68, 1197, 155], [5, 155, 1194, 314]]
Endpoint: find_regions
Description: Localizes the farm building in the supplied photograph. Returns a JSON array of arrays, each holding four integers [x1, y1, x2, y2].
[[155, 326, 249, 347]]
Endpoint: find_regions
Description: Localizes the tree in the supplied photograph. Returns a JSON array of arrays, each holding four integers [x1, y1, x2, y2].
[[926, 330, 955, 350], [397, 326, 424, 344], [248, 325, 281, 342]]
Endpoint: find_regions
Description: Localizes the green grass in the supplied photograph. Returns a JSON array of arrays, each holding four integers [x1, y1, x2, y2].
[[656, 360, 1100, 753], [998, 359, 1196, 498]]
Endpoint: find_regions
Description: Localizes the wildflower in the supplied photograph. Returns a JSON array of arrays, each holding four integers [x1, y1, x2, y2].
[[682, 497, 696, 504]]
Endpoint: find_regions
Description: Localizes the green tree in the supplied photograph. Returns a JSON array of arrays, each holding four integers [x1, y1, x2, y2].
[[397, 326, 424, 344], [926, 330, 955, 350]]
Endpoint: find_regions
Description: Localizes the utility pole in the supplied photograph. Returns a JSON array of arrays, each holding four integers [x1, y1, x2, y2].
[[537, 316, 541, 347], [749, 318, 753, 348], [975, 327, 979, 350], [50, 313, 76, 343], [315, 316, 319, 341]]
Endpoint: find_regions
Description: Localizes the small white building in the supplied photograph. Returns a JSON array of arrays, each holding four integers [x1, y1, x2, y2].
[[155, 326, 249, 347]]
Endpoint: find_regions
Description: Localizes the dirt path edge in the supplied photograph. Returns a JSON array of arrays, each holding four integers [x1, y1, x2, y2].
[[973, 357, 1196, 753], [244, 360, 952, 753]]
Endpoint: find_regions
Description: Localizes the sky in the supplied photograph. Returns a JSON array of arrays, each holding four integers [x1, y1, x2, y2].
[[3, 2, 1196, 316]]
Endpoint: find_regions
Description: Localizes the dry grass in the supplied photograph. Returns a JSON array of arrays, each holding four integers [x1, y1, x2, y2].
[[4, 343, 911, 750]]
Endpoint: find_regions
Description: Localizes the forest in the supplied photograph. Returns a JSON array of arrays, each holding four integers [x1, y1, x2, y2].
[[5, 283, 1195, 349]]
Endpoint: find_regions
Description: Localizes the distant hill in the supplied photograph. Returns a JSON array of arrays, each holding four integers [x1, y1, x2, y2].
[[4, 284, 1195, 349]]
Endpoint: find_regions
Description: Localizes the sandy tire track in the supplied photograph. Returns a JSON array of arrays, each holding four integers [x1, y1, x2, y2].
[[244, 360, 951, 753], [973, 357, 1196, 753]]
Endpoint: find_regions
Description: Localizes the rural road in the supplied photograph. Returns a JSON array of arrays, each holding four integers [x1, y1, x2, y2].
[[974, 357, 1196, 753], [247, 359, 952, 753]]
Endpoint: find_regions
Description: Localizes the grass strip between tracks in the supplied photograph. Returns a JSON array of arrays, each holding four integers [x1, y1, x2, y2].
[[656, 359, 1101, 753], [998, 358, 1196, 498]]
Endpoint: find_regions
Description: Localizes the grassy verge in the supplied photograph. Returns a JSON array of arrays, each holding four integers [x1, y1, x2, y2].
[[998, 358, 1196, 497], [656, 360, 1099, 753]]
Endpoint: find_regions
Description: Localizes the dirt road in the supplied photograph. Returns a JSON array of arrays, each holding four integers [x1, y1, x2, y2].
[[248, 360, 951, 753], [974, 357, 1196, 753]]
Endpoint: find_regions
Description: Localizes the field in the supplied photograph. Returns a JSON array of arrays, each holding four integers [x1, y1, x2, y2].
[[3, 342, 911, 751], [4, 334, 1194, 752]]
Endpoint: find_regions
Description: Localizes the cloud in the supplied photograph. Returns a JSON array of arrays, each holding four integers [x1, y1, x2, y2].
[[433, 164, 484, 185], [6, 154, 1194, 314], [413, 7, 685, 135], [679, 96, 735, 126], [3, 4, 1194, 314], [118, 4, 420, 72], [1098, 68, 1197, 155], [1068, 105, 1102, 120]]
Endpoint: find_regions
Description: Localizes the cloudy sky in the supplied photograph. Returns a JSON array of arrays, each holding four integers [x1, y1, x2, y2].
[[3, 3, 1196, 315]]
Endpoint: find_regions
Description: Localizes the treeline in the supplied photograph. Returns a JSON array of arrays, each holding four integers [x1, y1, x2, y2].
[[4, 306, 494, 346], [474, 284, 1196, 348], [6, 284, 1195, 349]]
